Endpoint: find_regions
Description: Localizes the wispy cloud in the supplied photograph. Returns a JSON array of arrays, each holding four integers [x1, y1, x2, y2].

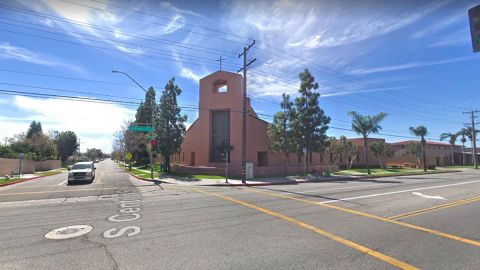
[[179, 67, 208, 84], [349, 56, 474, 75], [409, 2, 474, 39], [0, 42, 85, 74], [427, 28, 471, 48]]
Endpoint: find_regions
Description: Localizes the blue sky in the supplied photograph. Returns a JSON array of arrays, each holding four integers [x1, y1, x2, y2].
[[0, 0, 479, 152]]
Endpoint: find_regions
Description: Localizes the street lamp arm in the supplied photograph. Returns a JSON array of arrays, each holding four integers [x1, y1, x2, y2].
[[112, 70, 148, 93]]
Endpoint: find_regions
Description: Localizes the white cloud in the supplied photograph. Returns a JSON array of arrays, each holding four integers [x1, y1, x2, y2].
[[179, 67, 208, 84], [0, 42, 85, 74], [349, 56, 474, 75], [1, 96, 136, 153], [427, 28, 471, 48], [115, 45, 144, 54]]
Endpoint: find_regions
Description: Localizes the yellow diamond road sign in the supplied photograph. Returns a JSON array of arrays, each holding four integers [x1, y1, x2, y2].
[[126, 153, 132, 161]]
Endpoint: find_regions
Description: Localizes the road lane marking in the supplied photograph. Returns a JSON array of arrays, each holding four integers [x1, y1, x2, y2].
[[389, 196, 480, 220], [190, 187, 418, 270], [412, 192, 447, 200], [319, 179, 480, 204], [58, 180, 67, 186], [0, 187, 119, 196], [245, 187, 480, 248], [296, 176, 460, 194]]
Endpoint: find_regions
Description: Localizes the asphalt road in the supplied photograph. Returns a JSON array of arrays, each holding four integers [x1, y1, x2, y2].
[[1, 160, 480, 269]]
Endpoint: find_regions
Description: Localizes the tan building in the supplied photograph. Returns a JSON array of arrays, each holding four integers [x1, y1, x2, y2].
[[171, 71, 337, 177], [390, 140, 463, 167]]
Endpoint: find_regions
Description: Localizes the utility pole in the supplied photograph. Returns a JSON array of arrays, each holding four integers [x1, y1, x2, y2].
[[216, 56, 225, 71], [463, 110, 479, 169], [237, 40, 256, 183]]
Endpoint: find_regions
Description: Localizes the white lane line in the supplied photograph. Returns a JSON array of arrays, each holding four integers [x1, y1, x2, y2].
[[300, 183, 384, 194], [412, 192, 447, 200], [287, 176, 461, 194], [58, 180, 67, 186], [319, 179, 480, 204]]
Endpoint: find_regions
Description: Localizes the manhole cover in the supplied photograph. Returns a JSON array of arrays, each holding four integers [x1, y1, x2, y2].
[[45, 225, 93, 240]]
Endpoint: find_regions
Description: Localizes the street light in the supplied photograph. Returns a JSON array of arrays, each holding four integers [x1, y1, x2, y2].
[[112, 70, 156, 179]]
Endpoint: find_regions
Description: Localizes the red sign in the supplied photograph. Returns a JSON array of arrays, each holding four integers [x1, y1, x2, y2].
[[151, 140, 157, 148]]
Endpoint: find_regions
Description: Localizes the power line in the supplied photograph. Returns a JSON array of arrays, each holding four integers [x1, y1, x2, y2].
[[0, 19, 240, 66], [60, 0, 251, 45], [85, 0, 254, 42], [0, 28, 236, 70], [0, 4, 238, 55]]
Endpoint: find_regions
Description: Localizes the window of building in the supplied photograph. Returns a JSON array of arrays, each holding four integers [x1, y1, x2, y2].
[[210, 111, 230, 162], [298, 155, 301, 163], [320, 154, 323, 163], [309, 152, 312, 163], [258, 151, 268, 167], [182, 152, 185, 162]]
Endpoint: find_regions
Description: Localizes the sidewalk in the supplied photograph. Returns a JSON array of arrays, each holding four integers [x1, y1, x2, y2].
[[129, 167, 357, 186], [0, 168, 65, 187]]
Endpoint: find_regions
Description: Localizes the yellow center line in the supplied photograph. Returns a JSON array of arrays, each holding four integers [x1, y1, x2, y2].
[[245, 187, 480, 248], [189, 187, 418, 270], [389, 196, 480, 220], [0, 187, 119, 196]]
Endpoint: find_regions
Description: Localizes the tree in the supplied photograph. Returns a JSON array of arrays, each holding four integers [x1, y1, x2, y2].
[[26, 121, 43, 139], [329, 136, 358, 169], [369, 142, 393, 169], [457, 128, 469, 165], [135, 87, 156, 124], [156, 78, 187, 172], [348, 111, 388, 175], [409, 125, 428, 171], [55, 131, 79, 164], [133, 88, 157, 165], [440, 132, 458, 166], [123, 120, 148, 166], [405, 143, 423, 168], [0, 145, 16, 158], [289, 69, 330, 173], [267, 94, 296, 176], [86, 148, 103, 161]]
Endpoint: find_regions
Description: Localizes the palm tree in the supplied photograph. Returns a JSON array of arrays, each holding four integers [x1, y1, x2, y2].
[[457, 128, 468, 165], [409, 125, 428, 171], [464, 127, 479, 168], [348, 111, 388, 175], [440, 132, 458, 166]]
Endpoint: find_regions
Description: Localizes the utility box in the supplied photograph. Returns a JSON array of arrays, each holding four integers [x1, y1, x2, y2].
[[246, 162, 254, 179]]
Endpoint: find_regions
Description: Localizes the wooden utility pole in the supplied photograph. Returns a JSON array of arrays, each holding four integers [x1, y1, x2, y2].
[[463, 110, 479, 169], [237, 40, 256, 183]]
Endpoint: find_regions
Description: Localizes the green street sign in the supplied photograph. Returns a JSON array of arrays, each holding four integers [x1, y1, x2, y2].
[[128, 125, 153, 132]]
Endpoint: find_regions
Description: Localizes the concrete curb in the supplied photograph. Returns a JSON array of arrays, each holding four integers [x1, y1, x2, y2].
[[119, 162, 461, 187], [0, 171, 63, 187]]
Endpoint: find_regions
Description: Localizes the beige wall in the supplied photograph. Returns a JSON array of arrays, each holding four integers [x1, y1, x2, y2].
[[0, 158, 61, 175]]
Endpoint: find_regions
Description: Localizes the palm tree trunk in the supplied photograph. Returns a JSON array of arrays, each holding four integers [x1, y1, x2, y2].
[[450, 144, 454, 166], [363, 137, 370, 175], [462, 142, 465, 165], [421, 137, 427, 172]]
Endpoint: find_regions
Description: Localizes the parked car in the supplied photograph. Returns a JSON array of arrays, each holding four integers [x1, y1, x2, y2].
[[68, 162, 96, 185]]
